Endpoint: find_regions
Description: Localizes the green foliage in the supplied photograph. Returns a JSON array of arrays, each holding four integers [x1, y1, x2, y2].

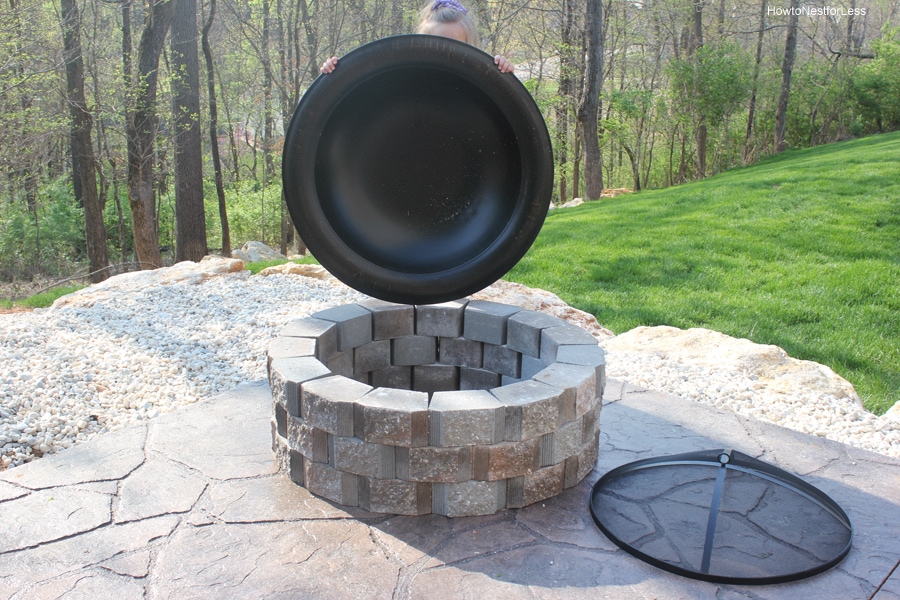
[[508, 132, 900, 415], [669, 42, 752, 127], [0, 177, 88, 279], [205, 179, 286, 253], [852, 27, 900, 133]]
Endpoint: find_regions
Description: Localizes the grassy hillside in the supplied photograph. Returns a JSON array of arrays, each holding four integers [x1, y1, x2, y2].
[[508, 132, 900, 415]]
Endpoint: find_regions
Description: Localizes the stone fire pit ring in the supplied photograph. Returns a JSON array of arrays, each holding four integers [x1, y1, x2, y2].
[[269, 299, 605, 517]]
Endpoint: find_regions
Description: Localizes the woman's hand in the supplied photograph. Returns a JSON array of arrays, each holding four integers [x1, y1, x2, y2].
[[494, 55, 514, 74], [320, 56, 339, 74]]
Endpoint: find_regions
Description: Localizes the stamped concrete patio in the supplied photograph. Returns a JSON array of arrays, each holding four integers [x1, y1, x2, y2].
[[1, 378, 897, 599]]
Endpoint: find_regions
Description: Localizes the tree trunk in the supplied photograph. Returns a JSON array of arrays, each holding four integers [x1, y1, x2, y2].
[[202, 0, 231, 258], [555, 0, 574, 203], [127, 0, 173, 269], [172, 0, 207, 262], [576, 0, 604, 200], [743, 0, 766, 163], [691, 0, 706, 178], [775, 0, 800, 153], [61, 0, 109, 282]]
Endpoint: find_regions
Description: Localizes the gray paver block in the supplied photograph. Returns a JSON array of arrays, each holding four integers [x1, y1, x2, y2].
[[269, 357, 332, 417], [359, 299, 415, 340], [540, 325, 599, 363], [302, 375, 373, 436], [416, 300, 468, 337], [507, 462, 565, 508], [392, 336, 437, 366], [359, 478, 432, 515], [326, 350, 353, 378], [429, 390, 505, 446], [556, 344, 607, 398], [312, 304, 373, 351], [279, 317, 338, 361], [354, 387, 429, 447], [521, 354, 548, 380], [412, 365, 459, 394], [491, 380, 562, 442], [275, 402, 287, 438], [432, 480, 506, 517], [289, 450, 305, 486], [460, 367, 502, 391], [370, 366, 412, 389], [303, 459, 359, 506], [287, 415, 328, 463], [532, 362, 597, 420], [266, 336, 316, 368], [330, 435, 395, 479], [354, 339, 392, 373], [472, 437, 541, 481], [400, 445, 474, 482], [507, 310, 566, 357], [483, 344, 521, 378], [501, 375, 523, 386], [463, 300, 522, 345], [438, 337, 483, 368]]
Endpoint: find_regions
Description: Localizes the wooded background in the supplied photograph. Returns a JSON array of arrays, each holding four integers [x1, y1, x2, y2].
[[1, 0, 898, 282]]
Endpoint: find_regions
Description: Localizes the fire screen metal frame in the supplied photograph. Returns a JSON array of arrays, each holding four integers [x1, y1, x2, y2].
[[589, 449, 853, 585]]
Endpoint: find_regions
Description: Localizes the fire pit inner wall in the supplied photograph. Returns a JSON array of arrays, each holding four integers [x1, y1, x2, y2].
[[269, 298, 605, 516]]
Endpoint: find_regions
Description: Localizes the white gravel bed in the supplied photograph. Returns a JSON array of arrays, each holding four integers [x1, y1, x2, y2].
[[1, 272, 896, 470], [0, 273, 364, 470]]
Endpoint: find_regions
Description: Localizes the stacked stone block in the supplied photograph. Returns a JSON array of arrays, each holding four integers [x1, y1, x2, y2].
[[269, 299, 605, 517]]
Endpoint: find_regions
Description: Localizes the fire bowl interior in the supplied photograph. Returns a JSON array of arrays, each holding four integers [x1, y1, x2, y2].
[[268, 299, 605, 517]]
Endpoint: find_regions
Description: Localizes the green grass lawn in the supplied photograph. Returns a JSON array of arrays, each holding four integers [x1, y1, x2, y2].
[[0, 284, 85, 311], [507, 132, 900, 415]]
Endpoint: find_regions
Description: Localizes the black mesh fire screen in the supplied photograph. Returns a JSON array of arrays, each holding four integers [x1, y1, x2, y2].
[[589, 449, 852, 585]]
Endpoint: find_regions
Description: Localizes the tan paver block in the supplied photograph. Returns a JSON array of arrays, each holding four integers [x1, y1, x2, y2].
[[532, 362, 597, 419], [428, 390, 505, 446], [490, 380, 561, 442], [302, 375, 372, 436], [330, 435, 395, 479], [304, 459, 359, 506], [269, 356, 332, 417], [359, 478, 432, 515], [287, 415, 328, 463], [507, 461, 565, 508], [399, 445, 474, 483], [432, 479, 506, 517], [354, 387, 429, 447], [472, 437, 541, 481]]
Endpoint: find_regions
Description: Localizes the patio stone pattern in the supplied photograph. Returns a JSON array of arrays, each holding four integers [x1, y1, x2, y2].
[[268, 300, 605, 517]]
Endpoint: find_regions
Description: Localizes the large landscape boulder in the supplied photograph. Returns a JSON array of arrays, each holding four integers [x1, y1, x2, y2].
[[604, 325, 862, 407], [257, 263, 334, 280], [232, 241, 285, 263], [473, 280, 614, 341]]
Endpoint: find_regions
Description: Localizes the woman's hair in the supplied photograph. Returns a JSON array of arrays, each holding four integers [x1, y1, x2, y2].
[[416, 0, 481, 47]]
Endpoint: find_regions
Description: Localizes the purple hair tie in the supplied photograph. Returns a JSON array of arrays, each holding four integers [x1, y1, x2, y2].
[[431, 0, 468, 14]]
